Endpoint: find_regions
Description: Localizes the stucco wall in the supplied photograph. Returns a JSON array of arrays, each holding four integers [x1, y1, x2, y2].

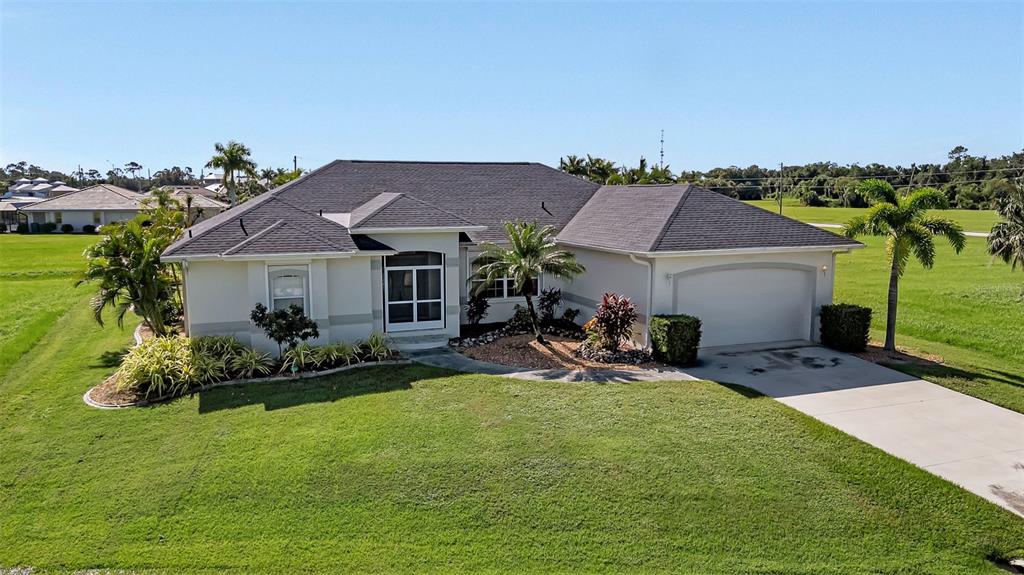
[[184, 260, 255, 345]]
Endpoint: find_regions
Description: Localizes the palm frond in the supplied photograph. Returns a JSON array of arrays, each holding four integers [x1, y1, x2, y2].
[[857, 179, 898, 205], [902, 187, 948, 215], [918, 217, 966, 253], [903, 223, 937, 269]]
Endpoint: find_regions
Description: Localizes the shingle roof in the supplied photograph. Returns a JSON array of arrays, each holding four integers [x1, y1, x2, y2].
[[20, 184, 145, 211], [274, 160, 600, 243], [349, 192, 478, 229], [558, 184, 862, 253], [163, 193, 366, 258]]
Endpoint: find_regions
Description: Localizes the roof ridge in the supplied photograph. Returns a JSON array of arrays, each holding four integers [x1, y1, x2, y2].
[[348, 192, 403, 227], [646, 184, 693, 251], [342, 160, 536, 165]]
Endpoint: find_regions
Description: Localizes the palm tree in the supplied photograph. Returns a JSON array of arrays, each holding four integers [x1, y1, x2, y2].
[[559, 155, 586, 177], [77, 218, 179, 336], [843, 179, 966, 351], [206, 141, 257, 207], [470, 221, 585, 343], [987, 181, 1024, 282]]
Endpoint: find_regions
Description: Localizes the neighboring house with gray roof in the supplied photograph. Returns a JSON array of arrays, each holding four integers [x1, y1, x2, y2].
[[163, 160, 862, 352]]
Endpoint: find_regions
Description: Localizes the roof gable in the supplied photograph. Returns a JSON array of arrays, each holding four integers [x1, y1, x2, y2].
[[20, 184, 145, 211]]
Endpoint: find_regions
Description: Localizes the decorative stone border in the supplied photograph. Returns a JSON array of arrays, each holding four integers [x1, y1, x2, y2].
[[83, 359, 412, 410]]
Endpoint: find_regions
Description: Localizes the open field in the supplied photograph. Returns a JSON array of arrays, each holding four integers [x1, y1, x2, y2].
[[746, 198, 1000, 233], [0, 234, 97, 378], [746, 202, 1024, 413], [1, 303, 1022, 574]]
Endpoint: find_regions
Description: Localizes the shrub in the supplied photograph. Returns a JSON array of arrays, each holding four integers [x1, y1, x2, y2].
[[465, 293, 490, 325], [361, 331, 392, 361], [82, 224, 96, 234], [0, 223, 6, 232], [590, 292, 638, 351], [561, 308, 580, 323], [799, 189, 829, 207], [40, 222, 58, 233], [506, 305, 533, 333], [649, 314, 702, 366], [228, 347, 275, 379], [820, 303, 872, 352], [60, 223, 74, 233], [537, 287, 562, 323], [314, 341, 359, 368], [280, 342, 319, 373], [116, 336, 195, 398], [16, 222, 28, 233], [250, 303, 320, 355]]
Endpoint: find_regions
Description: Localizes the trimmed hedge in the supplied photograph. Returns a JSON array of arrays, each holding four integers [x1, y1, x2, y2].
[[16, 223, 29, 233], [82, 224, 97, 234], [40, 222, 58, 233], [820, 303, 872, 352], [649, 314, 702, 366], [60, 223, 74, 233]]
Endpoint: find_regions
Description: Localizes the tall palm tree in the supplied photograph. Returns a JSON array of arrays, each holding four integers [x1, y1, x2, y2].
[[559, 155, 586, 177], [987, 182, 1024, 280], [843, 179, 966, 351], [206, 141, 257, 207], [470, 221, 585, 343]]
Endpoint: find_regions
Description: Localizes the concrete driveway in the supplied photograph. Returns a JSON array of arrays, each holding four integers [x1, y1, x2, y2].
[[684, 343, 1024, 518]]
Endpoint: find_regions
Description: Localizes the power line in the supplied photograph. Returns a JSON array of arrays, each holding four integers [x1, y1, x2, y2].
[[696, 177, 1009, 190], [685, 166, 1023, 185]]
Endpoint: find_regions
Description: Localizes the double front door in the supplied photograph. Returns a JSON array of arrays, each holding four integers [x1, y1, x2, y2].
[[384, 252, 444, 331]]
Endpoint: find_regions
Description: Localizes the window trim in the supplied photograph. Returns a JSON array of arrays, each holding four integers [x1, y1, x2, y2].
[[383, 252, 445, 332], [469, 257, 540, 301], [266, 264, 310, 313]]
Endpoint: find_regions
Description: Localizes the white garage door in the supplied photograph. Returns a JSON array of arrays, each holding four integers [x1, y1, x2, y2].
[[674, 266, 815, 348]]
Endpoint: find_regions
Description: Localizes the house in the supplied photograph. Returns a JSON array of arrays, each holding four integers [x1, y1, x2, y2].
[[3, 177, 79, 199], [18, 184, 227, 232], [162, 160, 862, 352]]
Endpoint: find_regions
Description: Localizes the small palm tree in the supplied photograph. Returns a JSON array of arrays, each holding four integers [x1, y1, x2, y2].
[[987, 182, 1024, 283], [843, 179, 966, 351], [206, 141, 257, 207], [471, 221, 585, 343]]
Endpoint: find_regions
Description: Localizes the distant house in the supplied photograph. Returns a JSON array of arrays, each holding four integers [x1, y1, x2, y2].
[[19, 184, 147, 231], [17, 184, 228, 232], [0, 196, 43, 228], [3, 177, 79, 199]]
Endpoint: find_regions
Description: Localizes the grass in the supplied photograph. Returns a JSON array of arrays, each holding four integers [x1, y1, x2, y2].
[[1, 303, 1022, 574], [746, 198, 999, 233], [745, 202, 1024, 413], [0, 234, 98, 378]]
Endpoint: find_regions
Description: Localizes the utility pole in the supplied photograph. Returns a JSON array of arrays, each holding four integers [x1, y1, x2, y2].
[[908, 163, 916, 190], [293, 155, 298, 172], [659, 130, 664, 170], [778, 162, 784, 214]]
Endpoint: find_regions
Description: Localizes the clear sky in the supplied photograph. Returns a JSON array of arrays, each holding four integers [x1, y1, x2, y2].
[[1, 1, 1021, 176]]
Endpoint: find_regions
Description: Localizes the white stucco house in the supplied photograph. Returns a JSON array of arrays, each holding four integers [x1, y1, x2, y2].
[[19, 184, 226, 232], [162, 160, 862, 353]]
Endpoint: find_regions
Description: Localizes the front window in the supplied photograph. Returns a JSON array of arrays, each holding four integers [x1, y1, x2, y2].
[[92, 211, 102, 225], [54, 212, 62, 224], [268, 265, 309, 312], [384, 252, 444, 331], [471, 259, 539, 299]]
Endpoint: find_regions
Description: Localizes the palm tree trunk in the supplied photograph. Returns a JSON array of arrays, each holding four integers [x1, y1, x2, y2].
[[884, 257, 900, 352], [523, 293, 546, 344]]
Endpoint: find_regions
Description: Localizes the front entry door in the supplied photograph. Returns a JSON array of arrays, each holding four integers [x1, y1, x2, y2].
[[384, 252, 444, 332]]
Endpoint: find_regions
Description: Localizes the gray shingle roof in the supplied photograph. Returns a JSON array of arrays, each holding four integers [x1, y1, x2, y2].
[[349, 192, 477, 229], [163, 193, 365, 258], [20, 184, 145, 211], [274, 160, 600, 243], [558, 184, 862, 253]]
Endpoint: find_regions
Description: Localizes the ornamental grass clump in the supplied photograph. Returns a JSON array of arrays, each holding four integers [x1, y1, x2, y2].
[[116, 336, 196, 398]]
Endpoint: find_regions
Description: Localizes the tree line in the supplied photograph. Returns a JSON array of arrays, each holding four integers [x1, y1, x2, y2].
[[560, 145, 1024, 210]]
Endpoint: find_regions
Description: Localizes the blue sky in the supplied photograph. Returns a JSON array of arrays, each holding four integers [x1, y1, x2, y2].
[[1, 1, 1021, 175]]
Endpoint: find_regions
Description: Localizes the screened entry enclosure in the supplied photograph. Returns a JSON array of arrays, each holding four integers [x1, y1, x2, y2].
[[384, 252, 444, 331]]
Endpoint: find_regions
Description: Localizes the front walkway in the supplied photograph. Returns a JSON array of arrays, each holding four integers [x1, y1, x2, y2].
[[684, 344, 1024, 518]]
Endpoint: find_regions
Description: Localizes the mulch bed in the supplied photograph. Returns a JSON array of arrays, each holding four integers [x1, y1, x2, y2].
[[854, 343, 945, 367], [88, 373, 146, 406], [461, 334, 663, 371]]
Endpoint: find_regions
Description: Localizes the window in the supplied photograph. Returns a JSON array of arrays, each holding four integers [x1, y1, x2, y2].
[[470, 259, 539, 299], [268, 265, 309, 312], [92, 211, 102, 225], [54, 212, 62, 225], [384, 252, 444, 330]]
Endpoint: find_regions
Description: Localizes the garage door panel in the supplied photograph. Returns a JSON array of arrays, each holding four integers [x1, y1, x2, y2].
[[674, 267, 814, 348]]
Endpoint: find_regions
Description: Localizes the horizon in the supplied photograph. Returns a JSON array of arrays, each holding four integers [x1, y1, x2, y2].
[[1, 1, 1022, 175]]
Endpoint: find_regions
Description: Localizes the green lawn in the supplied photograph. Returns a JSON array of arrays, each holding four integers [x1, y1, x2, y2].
[[0, 234, 98, 378], [746, 198, 999, 233], [1, 303, 1022, 573], [745, 202, 1024, 413]]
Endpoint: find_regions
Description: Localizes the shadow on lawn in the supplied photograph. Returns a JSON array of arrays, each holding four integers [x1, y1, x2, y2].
[[879, 355, 1024, 390], [196, 365, 429, 413], [91, 346, 129, 368]]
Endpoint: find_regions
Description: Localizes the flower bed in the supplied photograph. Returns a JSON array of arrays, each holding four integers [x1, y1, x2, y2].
[[460, 333, 661, 371], [84, 330, 401, 409]]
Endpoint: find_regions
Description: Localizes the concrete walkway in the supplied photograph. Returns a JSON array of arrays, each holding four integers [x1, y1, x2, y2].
[[810, 221, 990, 238], [685, 344, 1024, 518], [408, 348, 698, 383]]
